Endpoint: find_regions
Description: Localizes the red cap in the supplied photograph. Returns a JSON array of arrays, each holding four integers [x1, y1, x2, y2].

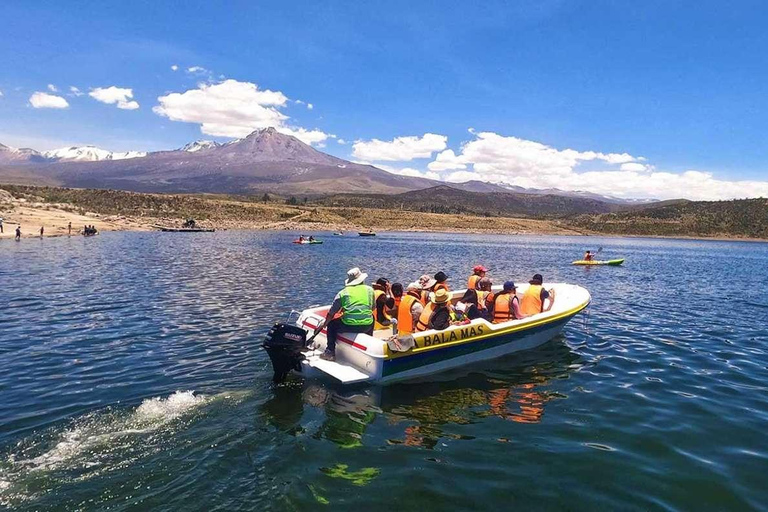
[[473, 265, 488, 272]]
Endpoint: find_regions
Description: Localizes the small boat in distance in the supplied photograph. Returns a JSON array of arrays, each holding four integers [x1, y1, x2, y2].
[[263, 282, 590, 385], [333, 232, 343, 236], [358, 230, 376, 237], [293, 239, 323, 244], [572, 258, 625, 266], [155, 226, 215, 232]]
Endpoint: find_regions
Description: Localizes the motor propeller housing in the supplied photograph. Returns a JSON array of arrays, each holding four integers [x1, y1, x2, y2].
[[262, 323, 308, 383]]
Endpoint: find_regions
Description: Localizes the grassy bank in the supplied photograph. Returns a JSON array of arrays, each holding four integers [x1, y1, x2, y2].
[[0, 184, 579, 235]]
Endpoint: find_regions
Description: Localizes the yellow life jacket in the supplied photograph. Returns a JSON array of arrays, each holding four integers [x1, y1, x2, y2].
[[468, 274, 481, 290], [415, 302, 437, 332], [521, 284, 544, 316]]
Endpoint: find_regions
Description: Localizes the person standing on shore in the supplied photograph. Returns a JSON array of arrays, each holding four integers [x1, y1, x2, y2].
[[15, 225, 21, 241], [68, 222, 72, 236], [0, 217, 4, 233], [40, 226, 44, 238]]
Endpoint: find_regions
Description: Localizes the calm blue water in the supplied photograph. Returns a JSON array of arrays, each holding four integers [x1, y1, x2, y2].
[[1, 231, 768, 511]]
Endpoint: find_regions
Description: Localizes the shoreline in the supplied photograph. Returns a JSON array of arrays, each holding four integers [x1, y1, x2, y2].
[[2, 186, 766, 243]]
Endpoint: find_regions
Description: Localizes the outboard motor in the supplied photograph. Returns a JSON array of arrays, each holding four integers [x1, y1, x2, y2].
[[263, 323, 308, 383]]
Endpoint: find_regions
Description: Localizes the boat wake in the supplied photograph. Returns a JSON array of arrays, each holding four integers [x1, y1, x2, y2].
[[0, 390, 245, 507]]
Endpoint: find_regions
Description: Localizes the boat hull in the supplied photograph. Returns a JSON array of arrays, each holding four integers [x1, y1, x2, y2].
[[572, 258, 624, 266], [378, 318, 571, 383]]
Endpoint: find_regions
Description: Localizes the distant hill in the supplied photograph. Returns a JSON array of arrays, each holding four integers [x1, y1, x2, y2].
[[570, 198, 768, 239], [314, 184, 625, 218]]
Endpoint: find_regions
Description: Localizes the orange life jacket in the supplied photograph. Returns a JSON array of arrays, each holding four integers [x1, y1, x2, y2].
[[468, 274, 481, 290], [521, 284, 544, 316], [434, 282, 449, 293], [397, 294, 419, 335], [394, 296, 401, 309], [420, 289, 430, 306], [374, 289, 392, 329], [493, 293, 519, 323], [485, 292, 495, 311], [415, 302, 437, 332]]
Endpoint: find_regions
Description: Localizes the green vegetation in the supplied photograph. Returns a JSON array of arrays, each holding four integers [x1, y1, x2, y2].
[[570, 198, 768, 239], [314, 185, 621, 219]]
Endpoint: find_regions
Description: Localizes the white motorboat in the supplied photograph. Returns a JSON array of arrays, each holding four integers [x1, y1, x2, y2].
[[263, 283, 590, 385]]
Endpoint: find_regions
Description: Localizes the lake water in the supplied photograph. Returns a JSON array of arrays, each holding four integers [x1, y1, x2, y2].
[[1, 231, 768, 511]]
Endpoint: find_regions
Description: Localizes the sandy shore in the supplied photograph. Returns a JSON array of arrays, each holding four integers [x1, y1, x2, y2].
[[0, 202, 153, 241]]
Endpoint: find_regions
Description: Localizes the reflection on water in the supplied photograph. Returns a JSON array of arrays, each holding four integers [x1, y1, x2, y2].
[[3, 231, 768, 510], [272, 337, 584, 451]]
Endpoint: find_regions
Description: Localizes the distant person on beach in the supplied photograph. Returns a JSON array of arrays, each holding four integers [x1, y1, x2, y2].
[[15, 225, 21, 241], [68, 222, 72, 235], [0, 217, 4, 233], [40, 226, 44, 237]]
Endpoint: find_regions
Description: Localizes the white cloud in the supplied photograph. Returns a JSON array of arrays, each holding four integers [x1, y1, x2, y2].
[[171, 64, 179, 71], [337, 139, 347, 145], [427, 130, 768, 200], [278, 127, 330, 146], [307, 103, 314, 110], [47, 84, 58, 92], [428, 149, 467, 171], [89, 86, 139, 110], [187, 66, 207, 73], [0, 89, 3, 97], [69, 86, 84, 97], [619, 162, 651, 172], [368, 163, 441, 181], [29, 92, 69, 109], [352, 133, 448, 161], [153, 79, 330, 145]]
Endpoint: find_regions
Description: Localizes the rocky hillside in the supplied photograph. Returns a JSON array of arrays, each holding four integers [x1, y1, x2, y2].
[[314, 185, 624, 218], [570, 198, 768, 239]]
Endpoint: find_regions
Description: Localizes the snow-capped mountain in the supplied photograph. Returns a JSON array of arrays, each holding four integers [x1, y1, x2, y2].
[[0, 143, 46, 164], [42, 146, 147, 162], [180, 140, 220, 152]]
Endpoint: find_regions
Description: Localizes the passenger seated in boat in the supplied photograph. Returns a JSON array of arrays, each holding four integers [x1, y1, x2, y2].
[[415, 289, 454, 332], [457, 289, 487, 321], [468, 265, 487, 290], [584, 250, 593, 261], [521, 274, 555, 316], [389, 283, 403, 316], [315, 267, 375, 361], [433, 271, 450, 292], [418, 274, 436, 305], [373, 278, 394, 331], [493, 281, 526, 323], [309, 236, 315, 242], [478, 277, 494, 315], [397, 282, 424, 335]]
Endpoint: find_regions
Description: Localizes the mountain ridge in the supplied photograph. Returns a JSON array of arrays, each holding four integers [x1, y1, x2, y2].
[[0, 128, 660, 206]]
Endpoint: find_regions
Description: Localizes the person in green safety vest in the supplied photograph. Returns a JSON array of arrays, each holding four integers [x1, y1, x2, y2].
[[315, 267, 375, 361]]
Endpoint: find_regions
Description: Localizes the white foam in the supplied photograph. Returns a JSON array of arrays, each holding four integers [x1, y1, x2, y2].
[[13, 391, 209, 474], [134, 390, 208, 422]]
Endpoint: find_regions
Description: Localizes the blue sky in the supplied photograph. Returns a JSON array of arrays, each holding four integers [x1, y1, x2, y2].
[[2, 0, 768, 199]]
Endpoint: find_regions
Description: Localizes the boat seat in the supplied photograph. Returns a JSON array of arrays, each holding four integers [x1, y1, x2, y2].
[[372, 328, 394, 339]]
